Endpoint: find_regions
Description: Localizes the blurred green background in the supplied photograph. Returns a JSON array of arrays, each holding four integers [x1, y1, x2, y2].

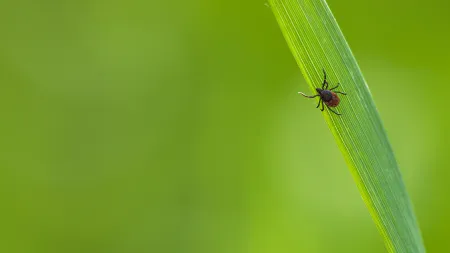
[[0, 0, 448, 252]]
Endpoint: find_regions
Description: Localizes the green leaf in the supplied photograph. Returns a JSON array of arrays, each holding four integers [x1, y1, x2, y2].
[[268, 0, 426, 252]]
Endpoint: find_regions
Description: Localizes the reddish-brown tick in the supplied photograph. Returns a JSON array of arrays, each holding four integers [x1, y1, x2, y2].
[[299, 69, 347, 115]]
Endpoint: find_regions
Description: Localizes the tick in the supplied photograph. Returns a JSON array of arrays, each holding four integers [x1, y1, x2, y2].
[[298, 69, 347, 115]]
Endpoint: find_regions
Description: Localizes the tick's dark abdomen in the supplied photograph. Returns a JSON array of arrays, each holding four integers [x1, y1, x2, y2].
[[316, 88, 340, 107], [325, 92, 340, 107]]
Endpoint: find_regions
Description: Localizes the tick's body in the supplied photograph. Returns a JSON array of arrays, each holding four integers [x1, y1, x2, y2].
[[299, 70, 346, 115], [316, 88, 340, 107]]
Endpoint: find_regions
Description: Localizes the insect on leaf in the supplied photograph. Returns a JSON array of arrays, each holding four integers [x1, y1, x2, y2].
[[268, 0, 426, 252]]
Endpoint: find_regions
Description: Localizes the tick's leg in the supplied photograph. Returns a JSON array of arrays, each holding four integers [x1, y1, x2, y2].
[[298, 92, 319, 98], [316, 98, 322, 108], [335, 91, 347, 95], [327, 106, 341, 115], [322, 69, 329, 89], [320, 101, 325, 111], [330, 83, 340, 90]]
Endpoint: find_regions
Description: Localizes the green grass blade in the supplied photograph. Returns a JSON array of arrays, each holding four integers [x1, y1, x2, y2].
[[268, 0, 426, 252]]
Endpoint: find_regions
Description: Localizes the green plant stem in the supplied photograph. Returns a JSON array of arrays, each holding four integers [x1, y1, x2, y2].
[[268, 0, 426, 252]]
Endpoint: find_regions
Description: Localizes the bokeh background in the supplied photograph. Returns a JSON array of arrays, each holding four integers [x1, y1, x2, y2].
[[0, 0, 448, 252]]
